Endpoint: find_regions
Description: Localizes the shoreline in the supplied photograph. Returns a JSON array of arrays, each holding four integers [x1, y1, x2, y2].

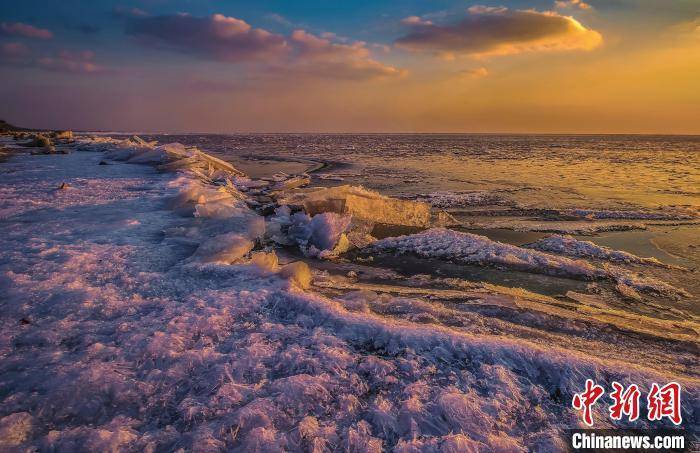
[[0, 133, 698, 450]]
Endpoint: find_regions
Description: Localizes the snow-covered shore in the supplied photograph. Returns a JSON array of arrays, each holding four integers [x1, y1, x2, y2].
[[0, 137, 698, 451]]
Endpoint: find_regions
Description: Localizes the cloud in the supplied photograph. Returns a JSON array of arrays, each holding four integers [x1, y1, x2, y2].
[[37, 50, 109, 74], [554, 0, 592, 10], [286, 29, 404, 79], [457, 67, 489, 79], [401, 16, 433, 26], [0, 22, 53, 39], [112, 7, 149, 18], [670, 16, 700, 35], [1, 42, 29, 58], [396, 6, 602, 58], [1, 44, 111, 74], [126, 13, 402, 80], [265, 13, 296, 28], [126, 13, 288, 61]]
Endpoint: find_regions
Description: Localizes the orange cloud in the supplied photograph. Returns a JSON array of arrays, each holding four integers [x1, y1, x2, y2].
[[288, 30, 404, 79], [458, 67, 489, 79], [396, 6, 602, 58], [554, 0, 592, 11]]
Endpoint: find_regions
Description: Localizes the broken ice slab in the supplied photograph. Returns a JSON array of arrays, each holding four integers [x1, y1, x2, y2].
[[193, 150, 245, 176], [269, 174, 311, 192], [277, 185, 432, 228], [76, 136, 245, 178]]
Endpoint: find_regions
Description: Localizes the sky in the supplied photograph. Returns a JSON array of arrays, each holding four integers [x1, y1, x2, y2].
[[0, 0, 699, 133]]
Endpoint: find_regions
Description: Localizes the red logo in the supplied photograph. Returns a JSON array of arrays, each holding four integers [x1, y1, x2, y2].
[[609, 382, 640, 422], [572, 380, 682, 426], [647, 382, 682, 425], [572, 379, 605, 426]]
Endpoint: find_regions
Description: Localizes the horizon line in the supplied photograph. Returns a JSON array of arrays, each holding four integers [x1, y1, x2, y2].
[[6, 121, 700, 137], [77, 130, 700, 137]]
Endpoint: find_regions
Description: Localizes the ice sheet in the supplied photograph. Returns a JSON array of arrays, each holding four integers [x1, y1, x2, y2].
[[0, 138, 697, 451]]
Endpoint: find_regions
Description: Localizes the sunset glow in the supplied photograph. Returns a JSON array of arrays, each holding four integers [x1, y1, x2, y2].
[[1, 1, 699, 133]]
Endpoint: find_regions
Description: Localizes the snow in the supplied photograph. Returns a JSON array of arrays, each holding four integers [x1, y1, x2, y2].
[[370, 228, 606, 279], [604, 265, 691, 300], [528, 234, 677, 268], [0, 137, 697, 451], [0, 412, 34, 449], [368, 228, 689, 298]]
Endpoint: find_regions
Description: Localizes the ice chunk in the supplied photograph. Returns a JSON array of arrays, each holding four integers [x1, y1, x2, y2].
[[127, 143, 192, 164], [232, 176, 270, 191], [280, 261, 312, 289], [268, 208, 353, 257], [309, 213, 352, 250], [278, 185, 432, 228], [77, 136, 153, 159], [169, 179, 250, 221], [192, 150, 244, 176], [76, 136, 245, 178], [52, 130, 73, 140], [266, 206, 295, 245], [270, 174, 311, 192], [192, 233, 254, 264], [250, 251, 280, 273]]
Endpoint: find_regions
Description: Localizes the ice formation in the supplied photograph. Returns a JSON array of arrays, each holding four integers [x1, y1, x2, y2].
[[0, 136, 697, 451], [369, 228, 606, 279], [278, 185, 433, 228], [191, 233, 254, 264], [527, 234, 678, 268], [76, 135, 244, 178], [368, 228, 689, 298], [266, 207, 355, 258]]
